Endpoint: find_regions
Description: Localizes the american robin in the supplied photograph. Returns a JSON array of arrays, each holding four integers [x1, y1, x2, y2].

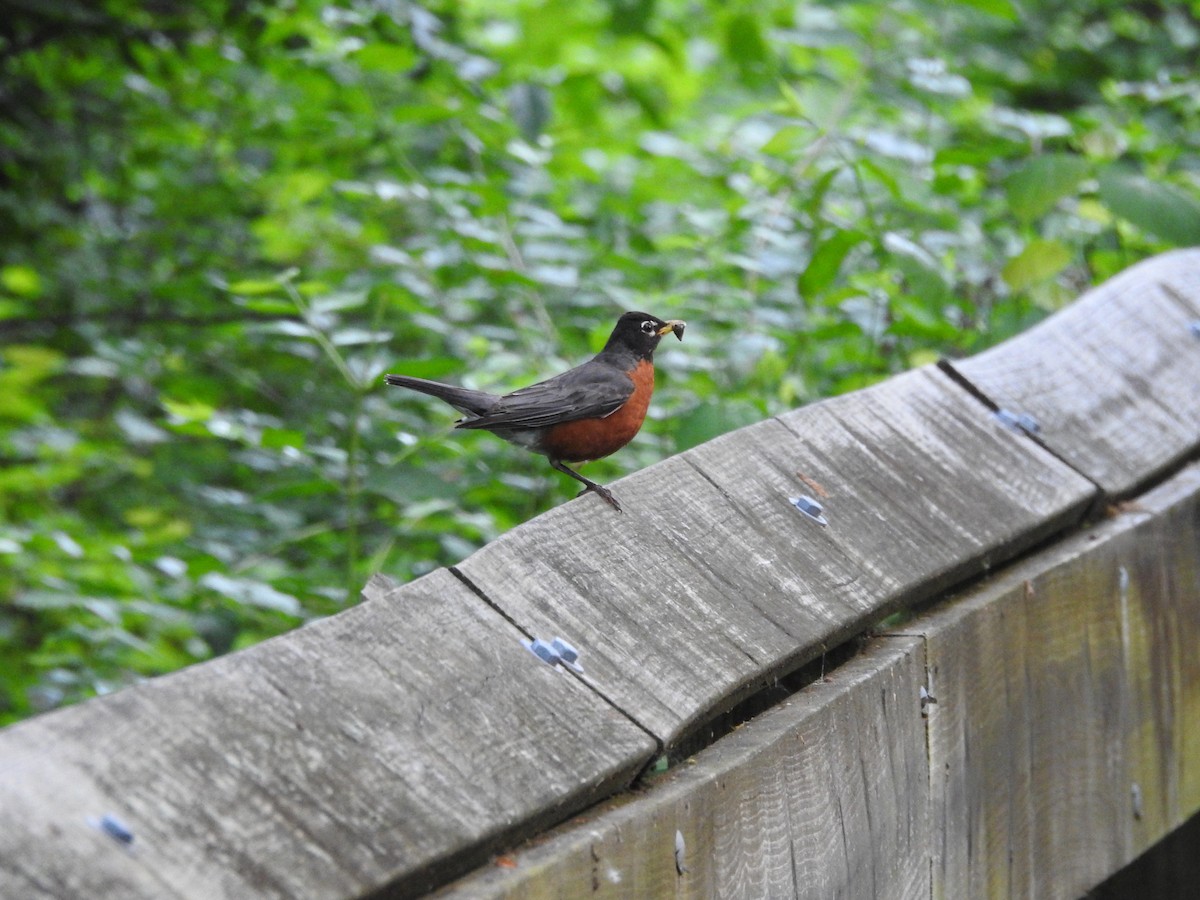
[[385, 311, 686, 511]]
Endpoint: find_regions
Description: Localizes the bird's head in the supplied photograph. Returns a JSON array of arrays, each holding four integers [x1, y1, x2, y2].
[[604, 311, 686, 359]]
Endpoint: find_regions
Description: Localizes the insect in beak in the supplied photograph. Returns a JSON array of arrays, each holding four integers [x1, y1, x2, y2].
[[658, 320, 686, 340]]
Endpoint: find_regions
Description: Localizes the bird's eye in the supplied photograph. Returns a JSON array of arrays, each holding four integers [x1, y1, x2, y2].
[[640, 320, 657, 334]]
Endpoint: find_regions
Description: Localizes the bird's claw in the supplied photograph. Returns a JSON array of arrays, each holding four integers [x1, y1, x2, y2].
[[577, 484, 622, 512]]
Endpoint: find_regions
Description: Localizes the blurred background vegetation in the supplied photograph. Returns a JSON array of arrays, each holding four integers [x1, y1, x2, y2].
[[1, 0, 1198, 724]]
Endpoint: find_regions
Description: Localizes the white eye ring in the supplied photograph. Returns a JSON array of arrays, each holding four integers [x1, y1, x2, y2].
[[640, 320, 657, 334]]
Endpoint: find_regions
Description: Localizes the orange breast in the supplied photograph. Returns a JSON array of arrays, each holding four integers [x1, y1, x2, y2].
[[539, 360, 654, 463]]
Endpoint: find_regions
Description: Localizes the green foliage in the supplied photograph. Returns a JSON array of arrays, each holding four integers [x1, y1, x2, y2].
[[1098, 170, 1200, 246], [1005, 154, 1092, 223], [1, 0, 1197, 724]]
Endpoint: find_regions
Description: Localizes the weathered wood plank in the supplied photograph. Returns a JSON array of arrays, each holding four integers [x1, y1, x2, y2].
[[0, 570, 656, 900], [434, 636, 930, 900], [1115, 467, 1200, 837], [948, 248, 1200, 498], [903, 463, 1200, 900], [3, 257, 1192, 900], [455, 364, 1095, 747], [435, 465, 1200, 900]]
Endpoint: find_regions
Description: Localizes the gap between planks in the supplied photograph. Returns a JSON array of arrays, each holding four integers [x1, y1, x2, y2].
[[449, 564, 666, 763]]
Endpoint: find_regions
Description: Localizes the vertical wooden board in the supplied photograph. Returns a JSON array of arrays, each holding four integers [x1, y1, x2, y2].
[[435, 637, 930, 900], [1021, 560, 1127, 897], [0, 570, 656, 900], [1169, 501, 1200, 815], [913, 463, 1200, 900], [1111, 518, 1180, 843], [921, 554, 1133, 900], [949, 248, 1200, 497], [809, 636, 930, 900], [1110, 465, 1200, 835], [915, 583, 1035, 900], [456, 365, 1094, 748]]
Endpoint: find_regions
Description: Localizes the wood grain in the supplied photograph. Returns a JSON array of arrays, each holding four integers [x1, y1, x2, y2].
[[434, 636, 930, 900], [439, 465, 1200, 900], [456, 364, 1095, 748], [949, 248, 1200, 498], [905, 463, 1200, 900], [2, 256, 1194, 900], [0, 570, 656, 900]]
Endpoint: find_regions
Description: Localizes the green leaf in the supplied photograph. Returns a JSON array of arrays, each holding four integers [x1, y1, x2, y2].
[[1002, 240, 1072, 292], [261, 428, 306, 450], [162, 398, 215, 423], [3, 345, 63, 381], [227, 279, 284, 297], [890, 296, 959, 340], [724, 13, 769, 82], [1005, 154, 1090, 222], [886, 233, 950, 301], [352, 43, 417, 72], [1097, 170, 1200, 247], [233, 297, 295, 314], [801, 167, 842, 217], [799, 230, 865, 298], [761, 125, 807, 156], [858, 158, 902, 200], [388, 357, 461, 380], [949, 0, 1018, 20], [1, 265, 41, 297], [310, 291, 369, 313], [606, 0, 658, 35]]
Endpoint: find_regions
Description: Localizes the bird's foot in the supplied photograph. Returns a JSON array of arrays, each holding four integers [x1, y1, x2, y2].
[[577, 483, 622, 512]]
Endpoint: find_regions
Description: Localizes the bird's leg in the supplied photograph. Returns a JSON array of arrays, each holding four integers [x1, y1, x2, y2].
[[549, 459, 622, 512]]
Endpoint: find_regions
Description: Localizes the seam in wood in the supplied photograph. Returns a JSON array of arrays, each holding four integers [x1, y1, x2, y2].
[[936, 358, 1110, 510], [448, 565, 664, 758], [679, 454, 741, 512], [911, 633, 938, 900], [921, 633, 936, 900], [935, 357, 998, 412], [878, 633, 938, 900], [1158, 279, 1200, 317], [447, 566, 535, 641]]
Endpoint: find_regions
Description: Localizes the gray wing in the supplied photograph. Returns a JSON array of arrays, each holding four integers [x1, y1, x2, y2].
[[455, 363, 633, 430]]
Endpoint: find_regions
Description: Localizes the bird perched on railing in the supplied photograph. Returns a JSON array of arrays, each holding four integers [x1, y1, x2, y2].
[[385, 311, 686, 511]]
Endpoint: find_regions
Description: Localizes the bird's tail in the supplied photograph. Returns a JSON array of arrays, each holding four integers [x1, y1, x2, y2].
[[384, 374, 498, 419]]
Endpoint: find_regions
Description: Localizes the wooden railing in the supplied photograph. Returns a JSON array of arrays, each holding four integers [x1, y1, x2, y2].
[[2, 251, 1198, 899]]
